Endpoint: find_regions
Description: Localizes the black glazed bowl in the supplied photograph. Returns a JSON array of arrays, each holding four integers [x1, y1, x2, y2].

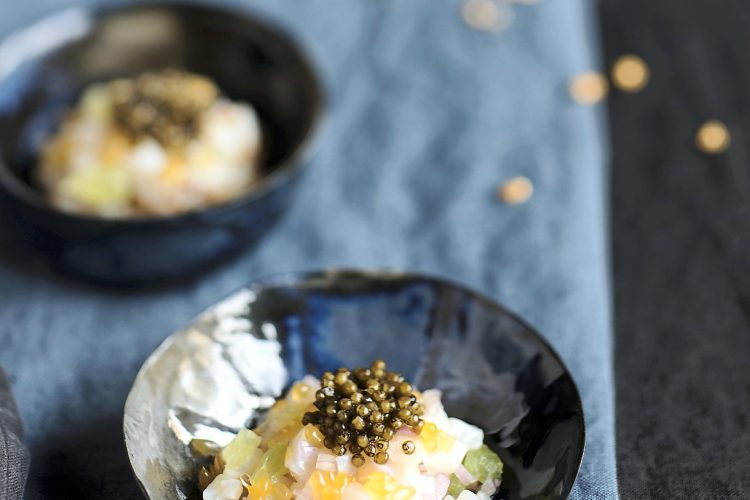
[[124, 270, 585, 499], [0, 3, 323, 284]]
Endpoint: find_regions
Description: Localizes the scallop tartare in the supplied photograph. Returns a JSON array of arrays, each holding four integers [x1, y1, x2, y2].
[[198, 360, 503, 500], [38, 69, 263, 217]]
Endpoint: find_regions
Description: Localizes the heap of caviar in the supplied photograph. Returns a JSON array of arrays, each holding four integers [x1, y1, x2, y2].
[[109, 69, 219, 147], [302, 360, 424, 466]]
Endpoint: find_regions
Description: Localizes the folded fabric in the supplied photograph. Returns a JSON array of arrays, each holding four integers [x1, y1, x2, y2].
[[0, 368, 29, 500]]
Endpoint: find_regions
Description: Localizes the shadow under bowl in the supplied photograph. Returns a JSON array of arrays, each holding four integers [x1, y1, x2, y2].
[[0, 3, 323, 285], [124, 269, 585, 500]]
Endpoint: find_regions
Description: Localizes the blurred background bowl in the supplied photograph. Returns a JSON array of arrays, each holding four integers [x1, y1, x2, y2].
[[0, 3, 323, 285]]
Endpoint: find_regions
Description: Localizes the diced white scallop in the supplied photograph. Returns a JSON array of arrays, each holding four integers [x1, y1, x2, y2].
[[341, 482, 370, 500], [448, 417, 485, 450], [422, 438, 470, 476], [127, 138, 166, 175], [202, 474, 243, 500], [285, 427, 324, 484], [201, 100, 261, 162], [420, 390, 451, 430], [187, 160, 252, 203]]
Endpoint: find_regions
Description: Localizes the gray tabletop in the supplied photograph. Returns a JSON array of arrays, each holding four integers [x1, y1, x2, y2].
[[0, 0, 618, 498]]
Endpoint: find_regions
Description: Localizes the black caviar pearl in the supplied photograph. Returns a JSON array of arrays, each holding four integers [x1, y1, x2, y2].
[[351, 416, 366, 431], [341, 381, 357, 396], [375, 440, 389, 452], [302, 412, 316, 425], [397, 396, 413, 409], [364, 443, 377, 457], [402, 441, 416, 455], [336, 432, 350, 445], [352, 454, 366, 467], [390, 418, 403, 430], [371, 360, 386, 372], [371, 423, 385, 435], [374, 451, 389, 464], [356, 434, 370, 448], [370, 410, 384, 424], [356, 405, 371, 418], [398, 408, 412, 420], [397, 383, 412, 396], [414, 419, 425, 432]]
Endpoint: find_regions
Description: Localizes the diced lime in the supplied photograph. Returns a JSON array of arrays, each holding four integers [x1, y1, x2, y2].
[[447, 473, 466, 497], [59, 168, 131, 207], [254, 442, 288, 480], [462, 445, 504, 483], [221, 429, 262, 470]]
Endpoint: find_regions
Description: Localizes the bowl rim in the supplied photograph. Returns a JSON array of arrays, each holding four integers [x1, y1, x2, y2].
[[0, 1, 325, 227], [123, 267, 585, 500]]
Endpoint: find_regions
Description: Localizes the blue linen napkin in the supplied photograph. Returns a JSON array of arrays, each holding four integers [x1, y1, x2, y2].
[[0, 0, 618, 498]]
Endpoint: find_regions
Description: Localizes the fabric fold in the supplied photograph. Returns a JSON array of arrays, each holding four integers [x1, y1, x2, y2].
[[0, 368, 29, 500]]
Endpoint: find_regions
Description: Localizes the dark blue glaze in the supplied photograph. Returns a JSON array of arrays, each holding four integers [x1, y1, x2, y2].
[[0, 4, 323, 284]]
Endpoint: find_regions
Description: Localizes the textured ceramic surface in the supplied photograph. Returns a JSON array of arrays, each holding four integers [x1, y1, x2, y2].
[[0, 3, 322, 284], [124, 270, 584, 499]]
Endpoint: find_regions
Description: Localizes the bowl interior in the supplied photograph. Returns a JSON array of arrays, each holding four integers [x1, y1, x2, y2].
[[0, 3, 321, 207], [124, 270, 584, 500]]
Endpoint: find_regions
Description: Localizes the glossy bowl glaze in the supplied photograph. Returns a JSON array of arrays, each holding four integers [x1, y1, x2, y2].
[[124, 270, 584, 499], [0, 4, 323, 284]]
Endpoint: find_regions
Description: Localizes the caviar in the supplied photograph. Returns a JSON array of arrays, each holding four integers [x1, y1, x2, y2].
[[110, 69, 219, 147], [304, 360, 424, 466]]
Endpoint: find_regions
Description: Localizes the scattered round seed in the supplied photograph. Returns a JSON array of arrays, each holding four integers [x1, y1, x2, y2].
[[569, 71, 609, 104], [498, 176, 534, 205], [462, 0, 498, 30], [612, 55, 650, 93], [696, 120, 731, 154], [462, 0, 513, 32]]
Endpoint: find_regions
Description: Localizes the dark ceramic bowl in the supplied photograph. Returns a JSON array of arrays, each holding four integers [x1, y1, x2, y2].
[[124, 270, 585, 500], [0, 3, 322, 284]]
